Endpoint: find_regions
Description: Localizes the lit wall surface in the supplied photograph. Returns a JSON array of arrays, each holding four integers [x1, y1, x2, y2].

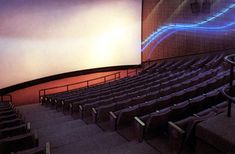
[[142, 3, 235, 59], [0, 0, 142, 89], [142, 0, 235, 61]]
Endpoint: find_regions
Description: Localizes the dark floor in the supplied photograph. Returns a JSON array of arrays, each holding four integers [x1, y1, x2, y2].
[[17, 104, 158, 154], [196, 107, 235, 153]]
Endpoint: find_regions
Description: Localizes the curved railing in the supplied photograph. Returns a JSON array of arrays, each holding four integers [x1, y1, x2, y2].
[[221, 54, 235, 117], [39, 72, 122, 102], [38, 63, 153, 103]]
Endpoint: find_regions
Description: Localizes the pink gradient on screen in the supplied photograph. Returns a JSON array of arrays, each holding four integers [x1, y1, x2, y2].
[[0, 0, 141, 89]]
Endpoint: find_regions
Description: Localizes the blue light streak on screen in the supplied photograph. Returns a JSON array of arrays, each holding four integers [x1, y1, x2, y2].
[[142, 3, 235, 59]]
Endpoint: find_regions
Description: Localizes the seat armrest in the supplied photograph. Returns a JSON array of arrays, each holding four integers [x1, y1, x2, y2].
[[92, 108, 97, 123], [134, 116, 145, 127], [61, 101, 65, 112], [109, 111, 117, 119], [92, 108, 97, 114], [69, 103, 73, 115], [79, 105, 83, 118], [46, 142, 51, 154], [109, 111, 117, 130], [193, 114, 200, 118], [34, 131, 39, 147], [168, 121, 185, 134], [27, 122, 31, 132], [134, 116, 145, 142], [168, 121, 185, 154]]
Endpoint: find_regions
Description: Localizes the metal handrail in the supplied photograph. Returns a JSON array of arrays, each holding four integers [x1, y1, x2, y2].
[[127, 69, 139, 77], [0, 95, 12, 103], [39, 72, 121, 101], [222, 54, 235, 117], [38, 64, 144, 103], [224, 54, 235, 66], [221, 87, 235, 103]]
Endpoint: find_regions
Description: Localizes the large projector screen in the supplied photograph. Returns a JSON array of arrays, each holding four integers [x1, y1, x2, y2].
[[0, 0, 141, 89]]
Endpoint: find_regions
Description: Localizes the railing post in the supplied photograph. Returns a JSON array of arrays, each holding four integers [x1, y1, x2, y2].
[[223, 55, 235, 117], [228, 58, 234, 117], [38, 71, 124, 101], [10, 95, 12, 103], [66, 85, 69, 92], [39, 91, 41, 104]]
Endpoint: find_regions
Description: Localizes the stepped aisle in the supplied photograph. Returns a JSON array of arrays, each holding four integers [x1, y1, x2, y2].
[[17, 104, 158, 154]]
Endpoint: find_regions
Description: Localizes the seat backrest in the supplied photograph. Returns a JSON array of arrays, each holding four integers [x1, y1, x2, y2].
[[145, 107, 172, 132], [117, 106, 140, 126], [189, 95, 206, 113], [155, 94, 173, 109], [171, 101, 190, 121], [175, 116, 195, 130], [196, 108, 214, 117]]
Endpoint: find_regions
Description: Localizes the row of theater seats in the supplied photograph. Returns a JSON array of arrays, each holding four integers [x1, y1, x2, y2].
[[111, 67, 228, 124], [41, 52, 229, 153], [168, 101, 229, 153], [0, 101, 50, 154], [42, 53, 224, 116], [42, 54, 218, 104], [108, 66, 227, 130], [42, 54, 223, 113], [133, 82, 230, 149]]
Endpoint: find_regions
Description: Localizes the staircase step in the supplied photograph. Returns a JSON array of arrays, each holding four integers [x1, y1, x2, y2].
[[17, 104, 158, 154]]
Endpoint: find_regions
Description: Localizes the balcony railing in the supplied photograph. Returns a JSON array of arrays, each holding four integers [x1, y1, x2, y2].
[[221, 54, 235, 117]]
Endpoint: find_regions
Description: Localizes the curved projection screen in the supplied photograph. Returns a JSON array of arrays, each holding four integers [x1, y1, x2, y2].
[[0, 0, 141, 89]]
